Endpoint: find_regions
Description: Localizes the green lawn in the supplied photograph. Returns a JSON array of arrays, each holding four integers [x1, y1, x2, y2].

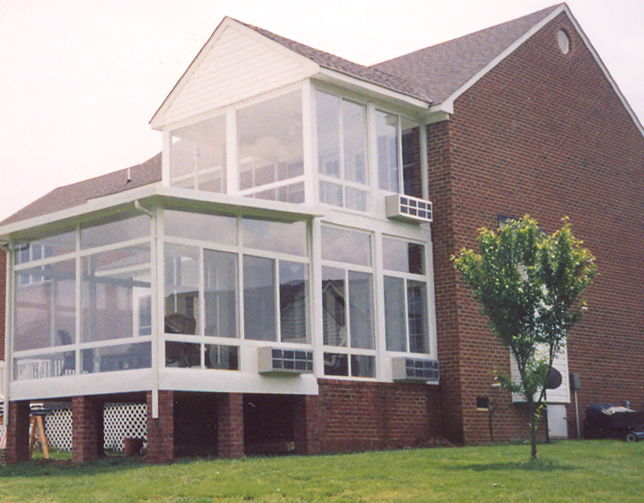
[[1, 440, 643, 502]]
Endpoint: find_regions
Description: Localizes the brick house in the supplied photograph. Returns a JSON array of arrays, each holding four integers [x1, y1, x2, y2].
[[1, 3, 643, 463]]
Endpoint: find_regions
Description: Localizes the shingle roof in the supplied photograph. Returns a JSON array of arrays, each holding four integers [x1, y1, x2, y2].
[[237, 19, 432, 102], [372, 5, 561, 103], [0, 153, 162, 226]]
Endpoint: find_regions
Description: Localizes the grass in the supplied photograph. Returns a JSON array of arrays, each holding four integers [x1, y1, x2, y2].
[[1, 440, 643, 502]]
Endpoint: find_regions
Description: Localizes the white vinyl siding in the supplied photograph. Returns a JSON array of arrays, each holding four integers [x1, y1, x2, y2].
[[163, 25, 311, 126]]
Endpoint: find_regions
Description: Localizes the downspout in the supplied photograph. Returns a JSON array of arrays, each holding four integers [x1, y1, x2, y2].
[[134, 200, 160, 419], [0, 241, 12, 426]]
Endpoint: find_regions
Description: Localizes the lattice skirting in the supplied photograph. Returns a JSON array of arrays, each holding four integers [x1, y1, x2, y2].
[[44, 403, 147, 452]]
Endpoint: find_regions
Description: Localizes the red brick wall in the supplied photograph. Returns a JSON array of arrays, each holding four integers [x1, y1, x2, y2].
[[433, 11, 644, 443], [317, 379, 441, 452]]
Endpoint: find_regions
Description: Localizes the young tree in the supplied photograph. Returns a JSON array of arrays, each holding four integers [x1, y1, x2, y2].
[[453, 216, 597, 459]]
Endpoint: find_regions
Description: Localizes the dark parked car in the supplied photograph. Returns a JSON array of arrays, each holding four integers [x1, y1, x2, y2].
[[584, 404, 644, 442]]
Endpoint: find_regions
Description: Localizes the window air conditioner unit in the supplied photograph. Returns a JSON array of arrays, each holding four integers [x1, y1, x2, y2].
[[258, 347, 314, 375], [392, 357, 439, 384], [385, 194, 433, 223]]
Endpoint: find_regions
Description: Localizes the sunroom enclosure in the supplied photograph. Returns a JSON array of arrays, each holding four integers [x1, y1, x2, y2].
[[2, 79, 437, 459]]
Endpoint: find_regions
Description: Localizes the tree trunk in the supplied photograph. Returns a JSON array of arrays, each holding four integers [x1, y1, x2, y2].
[[528, 397, 538, 460]]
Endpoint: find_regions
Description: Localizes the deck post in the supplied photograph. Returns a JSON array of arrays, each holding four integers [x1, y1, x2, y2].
[[217, 392, 244, 458]]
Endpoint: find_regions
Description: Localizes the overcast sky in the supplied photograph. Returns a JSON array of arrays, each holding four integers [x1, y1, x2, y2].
[[1, 0, 643, 222]]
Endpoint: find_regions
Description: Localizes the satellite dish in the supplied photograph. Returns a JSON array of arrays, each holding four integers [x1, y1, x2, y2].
[[545, 368, 562, 390]]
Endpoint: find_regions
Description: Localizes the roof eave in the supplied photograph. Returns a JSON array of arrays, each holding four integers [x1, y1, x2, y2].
[[0, 184, 326, 242], [315, 68, 431, 111]]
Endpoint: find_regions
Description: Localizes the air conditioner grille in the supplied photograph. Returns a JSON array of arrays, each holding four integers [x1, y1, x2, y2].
[[385, 194, 433, 223]]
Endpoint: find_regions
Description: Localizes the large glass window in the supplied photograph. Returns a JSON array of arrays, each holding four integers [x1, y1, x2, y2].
[[14, 259, 76, 352], [316, 91, 369, 211], [81, 213, 149, 250], [376, 111, 422, 197], [162, 210, 310, 359], [204, 250, 238, 338], [170, 115, 226, 193], [81, 245, 151, 343], [164, 209, 237, 245], [382, 237, 429, 354], [164, 244, 200, 336], [321, 225, 375, 378], [237, 91, 303, 201], [12, 214, 153, 380]]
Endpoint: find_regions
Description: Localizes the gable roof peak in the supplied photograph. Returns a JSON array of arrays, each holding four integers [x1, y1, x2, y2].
[[372, 4, 566, 106]]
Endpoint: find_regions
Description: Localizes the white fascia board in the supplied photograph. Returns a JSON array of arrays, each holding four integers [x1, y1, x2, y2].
[[0, 184, 327, 241], [439, 5, 567, 115], [153, 185, 327, 221], [158, 368, 319, 396], [150, 17, 320, 131], [0, 184, 160, 241], [316, 69, 431, 112], [10, 369, 154, 401]]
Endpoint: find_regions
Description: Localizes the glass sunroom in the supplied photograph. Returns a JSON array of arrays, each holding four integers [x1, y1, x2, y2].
[[2, 49, 437, 418]]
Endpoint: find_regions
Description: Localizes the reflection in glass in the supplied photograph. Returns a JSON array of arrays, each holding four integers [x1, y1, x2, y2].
[[279, 261, 308, 343], [82, 342, 151, 373], [343, 101, 367, 185], [348, 271, 374, 349], [316, 92, 340, 178], [165, 341, 201, 368], [204, 250, 237, 338], [164, 244, 199, 335], [14, 351, 76, 380], [382, 238, 425, 274], [15, 229, 76, 263], [408, 281, 428, 353], [14, 260, 76, 351], [322, 267, 346, 347], [164, 210, 237, 245], [321, 226, 371, 266], [243, 256, 276, 341], [384, 276, 406, 352], [324, 353, 348, 376], [81, 214, 149, 249], [238, 91, 303, 191], [351, 355, 375, 378], [81, 246, 151, 343], [376, 110, 400, 192], [205, 344, 239, 370], [170, 114, 226, 192], [242, 218, 307, 256]]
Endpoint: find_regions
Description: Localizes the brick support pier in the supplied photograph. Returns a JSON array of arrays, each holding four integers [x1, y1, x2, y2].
[[72, 396, 103, 463], [5, 401, 30, 464], [294, 395, 320, 454], [217, 393, 244, 458], [145, 390, 175, 463]]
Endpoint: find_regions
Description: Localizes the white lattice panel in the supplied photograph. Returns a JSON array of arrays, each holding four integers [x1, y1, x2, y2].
[[104, 403, 147, 451], [45, 409, 73, 451], [44, 403, 148, 452]]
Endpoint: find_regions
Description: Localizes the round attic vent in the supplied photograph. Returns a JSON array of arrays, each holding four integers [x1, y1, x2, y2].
[[557, 29, 570, 54]]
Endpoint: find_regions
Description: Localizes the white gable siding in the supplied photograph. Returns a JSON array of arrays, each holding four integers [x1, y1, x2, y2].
[[161, 25, 313, 127]]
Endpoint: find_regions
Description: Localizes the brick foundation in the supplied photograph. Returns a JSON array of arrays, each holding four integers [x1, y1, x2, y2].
[[145, 390, 175, 463], [72, 396, 103, 463], [293, 395, 320, 455], [217, 393, 244, 458], [317, 379, 441, 453], [5, 401, 30, 464]]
